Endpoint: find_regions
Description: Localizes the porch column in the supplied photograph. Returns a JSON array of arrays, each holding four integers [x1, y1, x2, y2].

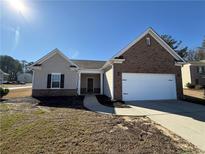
[[100, 72, 103, 95], [78, 72, 81, 95]]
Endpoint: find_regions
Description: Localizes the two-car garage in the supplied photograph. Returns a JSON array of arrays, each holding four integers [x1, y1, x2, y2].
[[122, 73, 177, 101]]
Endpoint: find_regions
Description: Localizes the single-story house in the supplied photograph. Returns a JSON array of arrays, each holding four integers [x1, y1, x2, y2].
[[31, 28, 185, 101], [0, 69, 9, 84], [17, 72, 33, 83], [181, 60, 205, 88]]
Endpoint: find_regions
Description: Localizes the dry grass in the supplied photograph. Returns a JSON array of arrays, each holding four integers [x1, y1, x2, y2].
[[4, 88, 32, 99], [0, 97, 201, 154], [1, 83, 32, 88]]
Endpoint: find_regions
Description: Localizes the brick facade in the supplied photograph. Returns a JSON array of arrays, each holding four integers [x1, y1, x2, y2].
[[113, 34, 183, 100], [32, 89, 77, 97]]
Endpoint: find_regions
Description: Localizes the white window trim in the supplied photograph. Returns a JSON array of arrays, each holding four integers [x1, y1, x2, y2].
[[146, 37, 151, 46], [198, 66, 203, 74], [51, 73, 61, 89]]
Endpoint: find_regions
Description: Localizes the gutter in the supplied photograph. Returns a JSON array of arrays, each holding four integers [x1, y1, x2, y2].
[[101, 59, 125, 70]]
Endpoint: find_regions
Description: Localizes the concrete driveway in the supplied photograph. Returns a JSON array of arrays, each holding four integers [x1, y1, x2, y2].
[[84, 96, 205, 151], [125, 100, 205, 151]]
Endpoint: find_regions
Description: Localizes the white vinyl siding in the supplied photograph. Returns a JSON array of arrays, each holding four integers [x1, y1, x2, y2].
[[33, 54, 78, 89], [181, 64, 191, 88], [103, 66, 113, 99]]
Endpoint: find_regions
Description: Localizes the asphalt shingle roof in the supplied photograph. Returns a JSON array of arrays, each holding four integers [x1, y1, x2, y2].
[[71, 59, 106, 69]]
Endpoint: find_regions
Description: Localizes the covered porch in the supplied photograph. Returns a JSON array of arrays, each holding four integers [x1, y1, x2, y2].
[[78, 70, 103, 95]]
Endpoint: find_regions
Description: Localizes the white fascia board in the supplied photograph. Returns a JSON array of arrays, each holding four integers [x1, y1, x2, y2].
[[112, 29, 149, 59], [175, 62, 186, 66], [78, 69, 103, 74], [101, 59, 125, 69], [101, 61, 112, 70], [148, 29, 185, 62], [112, 28, 185, 62], [30, 48, 79, 69], [30, 49, 58, 67], [190, 63, 205, 66], [30, 66, 41, 70], [111, 59, 125, 63]]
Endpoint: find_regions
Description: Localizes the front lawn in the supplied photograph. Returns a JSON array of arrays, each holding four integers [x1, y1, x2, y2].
[[1, 83, 32, 88], [0, 97, 200, 153], [4, 88, 32, 99]]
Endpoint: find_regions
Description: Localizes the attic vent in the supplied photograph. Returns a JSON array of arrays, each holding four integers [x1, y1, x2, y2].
[[146, 37, 151, 46], [118, 56, 124, 59], [34, 64, 41, 66], [115, 56, 124, 59], [70, 65, 77, 68]]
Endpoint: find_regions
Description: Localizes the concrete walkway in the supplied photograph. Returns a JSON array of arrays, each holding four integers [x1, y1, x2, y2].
[[83, 95, 114, 114], [83, 95, 205, 151], [83, 95, 144, 115]]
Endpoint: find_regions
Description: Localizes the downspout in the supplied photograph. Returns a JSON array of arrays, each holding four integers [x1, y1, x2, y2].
[[112, 64, 114, 100]]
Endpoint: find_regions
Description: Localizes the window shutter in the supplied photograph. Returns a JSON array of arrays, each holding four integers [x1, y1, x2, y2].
[[197, 67, 199, 73], [202, 66, 205, 73], [47, 74, 51, 88], [60, 74, 64, 88]]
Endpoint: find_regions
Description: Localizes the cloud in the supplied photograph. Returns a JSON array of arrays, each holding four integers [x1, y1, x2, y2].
[[70, 50, 79, 59], [1, 24, 21, 51], [12, 26, 20, 50]]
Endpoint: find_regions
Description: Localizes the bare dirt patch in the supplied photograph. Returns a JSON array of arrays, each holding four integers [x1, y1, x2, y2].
[[0, 97, 202, 154]]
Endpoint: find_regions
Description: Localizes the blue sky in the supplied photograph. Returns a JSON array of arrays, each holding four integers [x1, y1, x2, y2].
[[0, 1, 205, 62]]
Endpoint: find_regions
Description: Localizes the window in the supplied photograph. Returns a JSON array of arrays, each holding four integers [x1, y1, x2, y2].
[[146, 37, 151, 46], [51, 73, 61, 88], [195, 79, 199, 85], [197, 66, 205, 74]]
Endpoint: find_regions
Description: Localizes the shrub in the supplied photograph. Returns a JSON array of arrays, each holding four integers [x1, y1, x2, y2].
[[186, 83, 195, 89], [195, 85, 203, 89], [0, 87, 9, 98]]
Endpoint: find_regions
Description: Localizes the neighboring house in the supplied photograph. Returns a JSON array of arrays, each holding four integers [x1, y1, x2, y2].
[[181, 60, 205, 88], [17, 73, 33, 83], [31, 28, 185, 101], [0, 69, 9, 84]]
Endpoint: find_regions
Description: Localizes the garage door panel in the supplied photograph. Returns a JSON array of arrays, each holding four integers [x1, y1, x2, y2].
[[122, 73, 177, 101]]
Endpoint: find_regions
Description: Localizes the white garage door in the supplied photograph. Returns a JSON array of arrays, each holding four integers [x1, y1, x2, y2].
[[122, 73, 177, 101]]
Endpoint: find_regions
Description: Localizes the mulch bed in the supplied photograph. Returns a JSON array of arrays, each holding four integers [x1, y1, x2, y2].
[[96, 95, 131, 108], [33, 96, 85, 109]]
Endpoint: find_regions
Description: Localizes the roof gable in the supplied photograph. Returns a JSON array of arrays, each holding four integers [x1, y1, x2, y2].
[[112, 28, 185, 62], [31, 48, 79, 68]]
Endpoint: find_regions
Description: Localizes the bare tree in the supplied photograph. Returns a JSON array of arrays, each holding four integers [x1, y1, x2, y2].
[[194, 38, 205, 60], [186, 50, 196, 61]]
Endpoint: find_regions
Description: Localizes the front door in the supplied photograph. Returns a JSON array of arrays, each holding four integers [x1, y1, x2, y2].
[[87, 78, 94, 93]]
